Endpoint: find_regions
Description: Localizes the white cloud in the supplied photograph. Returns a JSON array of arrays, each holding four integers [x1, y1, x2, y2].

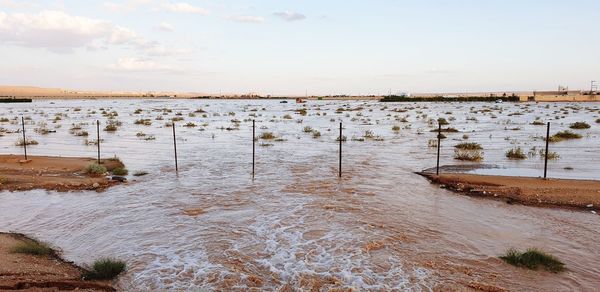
[[273, 11, 306, 22], [107, 57, 179, 73], [157, 21, 174, 32], [102, 0, 151, 13], [160, 1, 209, 14], [0, 10, 165, 54], [229, 15, 264, 24]]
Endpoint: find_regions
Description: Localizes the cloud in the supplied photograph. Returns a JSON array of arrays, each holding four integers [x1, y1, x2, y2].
[[157, 21, 174, 32], [0, 0, 35, 9], [229, 15, 264, 24], [0, 10, 168, 54], [107, 57, 180, 73], [160, 1, 209, 14], [273, 11, 306, 22]]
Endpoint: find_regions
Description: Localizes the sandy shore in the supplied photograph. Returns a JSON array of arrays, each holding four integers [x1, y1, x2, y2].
[[0, 155, 124, 192], [0, 232, 114, 291], [419, 172, 600, 211]]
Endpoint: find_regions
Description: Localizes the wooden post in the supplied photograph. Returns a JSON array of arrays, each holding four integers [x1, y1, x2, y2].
[[436, 123, 441, 175], [544, 122, 550, 179], [96, 120, 100, 164], [252, 120, 255, 178], [173, 122, 178, 172], [21, 116, 27, 160], [339, 122, 342, 178]]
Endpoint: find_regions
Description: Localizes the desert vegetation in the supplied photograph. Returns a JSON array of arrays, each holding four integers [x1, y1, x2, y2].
[[500, 248, 565, 273]]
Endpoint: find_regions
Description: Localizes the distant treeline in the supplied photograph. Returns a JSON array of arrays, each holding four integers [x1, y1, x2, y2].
[[0, 97, 32, 103], [380, 94, 519, 102]]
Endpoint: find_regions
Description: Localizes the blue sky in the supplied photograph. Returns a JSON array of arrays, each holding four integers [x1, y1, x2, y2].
[[0, 0, 599, 95]]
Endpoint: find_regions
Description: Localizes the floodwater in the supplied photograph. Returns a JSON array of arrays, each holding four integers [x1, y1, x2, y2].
[[0, 100, 599, 290]]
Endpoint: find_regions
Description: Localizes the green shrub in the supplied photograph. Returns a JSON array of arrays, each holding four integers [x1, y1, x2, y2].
[[596, 118, 600, 124], [549, 130, 582, 142], [83, 258, 126, 280], [454, 142, 482, 150], [84, 163, 107, 175], [312, 130, 321, 138], [506, 147, 527, 159], [392, 125, 400, 132], [11, 240, 51, 256], [569, 122, 590, 129], [500, 248, 564, 273], [303, 126, 313, 133], [437, 118, 449, 125], [111, 167, 128, 176]]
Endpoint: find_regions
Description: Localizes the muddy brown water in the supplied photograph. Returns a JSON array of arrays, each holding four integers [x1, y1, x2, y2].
[[1, 100, 599, 290]]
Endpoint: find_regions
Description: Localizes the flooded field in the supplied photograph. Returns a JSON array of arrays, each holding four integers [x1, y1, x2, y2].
[[1, 100, 599, 290]]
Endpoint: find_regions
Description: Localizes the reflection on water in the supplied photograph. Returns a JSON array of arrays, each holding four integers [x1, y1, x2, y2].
[[0, 100, 599, 290]]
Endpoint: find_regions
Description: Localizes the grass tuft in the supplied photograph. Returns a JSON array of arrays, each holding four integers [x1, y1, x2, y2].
[[569, 121, 590, 129], [454, 142, 482, 150], [506, 147, 527, 160], [111, 167, 128, 176], [499, 248, 565, 273], [83, 258, 126, 280], [11, 240, 52, 256], [84, 163, 107, 176]]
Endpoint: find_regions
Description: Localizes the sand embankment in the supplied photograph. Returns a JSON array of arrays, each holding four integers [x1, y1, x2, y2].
[[0, 232, 115, 291], [419, 172, 600, 211], [0, 155, 124, 192]]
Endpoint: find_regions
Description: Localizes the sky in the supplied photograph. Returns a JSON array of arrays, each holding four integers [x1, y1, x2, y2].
[[0, 0, 599, 95]]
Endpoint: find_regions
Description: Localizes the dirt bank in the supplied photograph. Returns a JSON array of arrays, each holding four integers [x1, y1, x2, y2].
[[419, 172, 600, 211], [0, 232, 114, 291], [0, 155, 124, 192]]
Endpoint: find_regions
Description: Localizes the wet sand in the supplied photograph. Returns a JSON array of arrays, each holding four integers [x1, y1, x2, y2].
[[0, 232, 114, 291], [419, 172, 600, 210], [0, 155, 124, 192]]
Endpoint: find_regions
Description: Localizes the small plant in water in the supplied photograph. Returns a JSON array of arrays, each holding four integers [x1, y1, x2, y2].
[[15, 138, 39, 146], [549, 130, 582, 142], [569, 121, 590, 129], [83, 258, 126, 280], [454, 142, 482, 150], [454, 149, 483, 161], [506, 147, 527, 160], [260, 132, 276, 140], [133, 171, 149, 176], [499, 248, 565, 273]]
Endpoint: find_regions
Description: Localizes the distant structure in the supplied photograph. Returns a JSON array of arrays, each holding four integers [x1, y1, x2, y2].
[[522, 82, 599, 101]]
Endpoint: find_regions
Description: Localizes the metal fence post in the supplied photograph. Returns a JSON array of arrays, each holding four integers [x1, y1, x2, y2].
[[172, 122, 178, 172], [339, 122, 342, 178], [21, 116, 27, 160], [436, 123, 441, 175], [252, 120, 255, 178], [96, 120, 101, 164], [544, 122, 550, 179]]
